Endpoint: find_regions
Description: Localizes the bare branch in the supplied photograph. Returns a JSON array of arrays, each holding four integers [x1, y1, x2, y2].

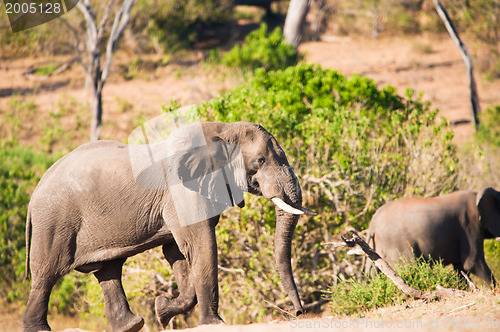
[[101, 0, 135, 86], [58, 17, 88, 74], [96, 0, 117, 42], [355, 185, 375, 218], [446, 302, 476, 314], [77, 0, 98, 54], [460, 270, 479, 292], [433, 0, 481, 128], [263, 299, 297, 319]]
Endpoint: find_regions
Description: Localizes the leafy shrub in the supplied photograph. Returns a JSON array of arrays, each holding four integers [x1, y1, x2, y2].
[[196, 63, 459, 322], [329, 257, 468, 316], [0, 141, 57, 303], [208, 23, 301, 71]]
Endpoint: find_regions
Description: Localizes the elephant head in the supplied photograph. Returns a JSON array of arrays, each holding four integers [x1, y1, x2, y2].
[[477, 187, 500, 239], [129, 120, 314, 315]]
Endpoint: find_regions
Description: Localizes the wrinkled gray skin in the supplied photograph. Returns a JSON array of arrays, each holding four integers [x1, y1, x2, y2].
[[365, 188, 500, 287], [23, 122, 310, 332]]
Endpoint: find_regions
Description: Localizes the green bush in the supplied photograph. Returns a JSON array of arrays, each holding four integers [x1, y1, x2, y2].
[[208, 23, 301, 71], [329, 257, 468, 316], [196, 63, 459, 322], [0, 141, 57, 303]]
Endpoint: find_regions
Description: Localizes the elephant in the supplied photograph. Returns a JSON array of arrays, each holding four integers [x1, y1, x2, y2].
[[22, 121, 315, 332], [365, 188, 500, 287]]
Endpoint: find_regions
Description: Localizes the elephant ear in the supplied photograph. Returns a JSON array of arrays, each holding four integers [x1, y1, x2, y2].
[[164, 123, 247, 226], [477, 187, 500, 238]]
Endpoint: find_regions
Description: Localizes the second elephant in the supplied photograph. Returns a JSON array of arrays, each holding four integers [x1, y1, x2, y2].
[[365, 188, 500, 287]]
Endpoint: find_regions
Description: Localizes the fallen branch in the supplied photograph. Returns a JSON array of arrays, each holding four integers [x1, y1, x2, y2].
[[460, 270, 478, 292], [327, 231, 470, 301], [446, 302, 475, 315], [263, 299, 297, 319], [23, 58, 77, 80]]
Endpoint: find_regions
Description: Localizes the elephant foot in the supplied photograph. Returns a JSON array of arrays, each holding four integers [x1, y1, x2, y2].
[[197, 315, 225, 326], [111, 314, 144, 332], [22, 323, 51, 332], [155, 295, 176, 328]]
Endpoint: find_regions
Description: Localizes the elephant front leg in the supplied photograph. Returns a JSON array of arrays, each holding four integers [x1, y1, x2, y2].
[[170, 219, 224, 326], [94, 259, 144, 332], [155, 242, 198, 329]]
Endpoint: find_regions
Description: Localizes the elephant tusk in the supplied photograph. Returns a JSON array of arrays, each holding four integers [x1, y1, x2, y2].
[[272, 198, 304, 215], [301, 207, 318, 216]]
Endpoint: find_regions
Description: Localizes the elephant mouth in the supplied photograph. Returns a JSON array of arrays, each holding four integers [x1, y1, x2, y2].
[[247, 174, 262, 195]]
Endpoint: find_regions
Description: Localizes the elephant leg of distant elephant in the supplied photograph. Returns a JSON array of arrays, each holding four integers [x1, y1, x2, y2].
[[22, 275, 58, 332], [94, 258, 144, 332], [470, 259, 496, 288], [155, 241, 198, 329]]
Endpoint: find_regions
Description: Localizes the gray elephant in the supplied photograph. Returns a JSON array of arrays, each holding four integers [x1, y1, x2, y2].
[[365, 188, 500, 287], [23, 121, 315, 332]]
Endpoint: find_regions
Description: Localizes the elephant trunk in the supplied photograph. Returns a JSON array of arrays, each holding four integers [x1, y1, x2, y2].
[[274, 209, 303, 315]]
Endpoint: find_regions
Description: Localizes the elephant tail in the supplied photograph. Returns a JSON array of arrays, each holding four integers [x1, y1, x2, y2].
[[25, 207, 32, 280]]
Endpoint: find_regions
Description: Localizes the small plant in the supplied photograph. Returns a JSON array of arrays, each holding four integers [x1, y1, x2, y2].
[[0, 96, 37, 141], [33, 62, 59, 76], [329, 257, 468, 316], [477, 105, 500, 147], [208, 23, 301, 72]]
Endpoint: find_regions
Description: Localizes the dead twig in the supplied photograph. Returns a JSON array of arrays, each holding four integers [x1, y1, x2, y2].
[[217, 265, 245, 274], [263, 299, 298, 319], [445, 302, 476, 315], [460, 270, 479, 292]]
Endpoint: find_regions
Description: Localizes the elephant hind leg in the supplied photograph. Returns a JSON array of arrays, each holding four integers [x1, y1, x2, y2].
[[155, 242, 198, 329], [94, 258, 144, 332], [22, 276, 58, 332]]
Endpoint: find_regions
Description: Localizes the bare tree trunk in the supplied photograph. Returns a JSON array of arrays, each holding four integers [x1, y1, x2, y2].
[[284, 0, 312, 48], [77, 0, 135, 141], [433, 0, 481, 129], [90, 82, 103, 141]]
